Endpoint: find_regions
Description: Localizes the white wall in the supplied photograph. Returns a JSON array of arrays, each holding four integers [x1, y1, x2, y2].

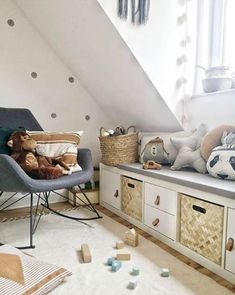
[[98, 0, 196, 121], [99, 0, 235, 132], [0, 0, 113, 167], [185, 90, 235, 130], [14, 0, 182, 133], [0, 0, 113, 208]]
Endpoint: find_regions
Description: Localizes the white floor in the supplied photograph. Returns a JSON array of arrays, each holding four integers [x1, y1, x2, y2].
[[0, 209, 232, 295]]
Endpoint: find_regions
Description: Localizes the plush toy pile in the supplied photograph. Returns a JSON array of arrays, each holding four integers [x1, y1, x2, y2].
[[6, 130, 82, 179], [140, 124, 207, 173], [140, 124, 235, 180], [7, 131, 70, 179]]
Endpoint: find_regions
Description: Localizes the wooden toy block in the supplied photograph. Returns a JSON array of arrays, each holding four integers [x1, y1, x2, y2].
[[116, 240, 124, 249], [125, 238, 138, 247], [116, 250, 131, 261], [107, 257, 114, 265], [131, 266, 140, 276], [111, 260, 122, 272], [143, 160, 162, 170], [81, 244, 92, 263], [160, 268, 170, 277], [128, 280, 137, 290], [124, 228, 139, 247]]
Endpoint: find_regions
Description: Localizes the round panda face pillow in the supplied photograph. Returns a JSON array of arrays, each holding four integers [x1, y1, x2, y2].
[[207, 145, 235, 180]]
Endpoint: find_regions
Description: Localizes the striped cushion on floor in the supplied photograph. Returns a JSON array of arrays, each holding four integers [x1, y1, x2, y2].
[[0, 245, 71, 295]]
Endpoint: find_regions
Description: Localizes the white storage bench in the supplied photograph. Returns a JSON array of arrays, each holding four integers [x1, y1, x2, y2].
[[100, 162, 235, 284]]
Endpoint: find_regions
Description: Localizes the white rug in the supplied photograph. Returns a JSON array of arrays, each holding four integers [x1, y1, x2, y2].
[[0, 208, 232, 295]]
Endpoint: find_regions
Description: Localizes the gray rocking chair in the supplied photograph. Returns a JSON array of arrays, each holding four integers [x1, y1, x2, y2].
[[0, 107, 102, 249]]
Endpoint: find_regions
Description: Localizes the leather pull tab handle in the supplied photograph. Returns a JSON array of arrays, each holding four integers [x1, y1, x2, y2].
[[128, 183, 135, 189], [226, 237, 234, 251], [114, 190, 119, 198], [152, 218, 160, 227], [154, 195, 160, 206], [192, 205, 206, 214]]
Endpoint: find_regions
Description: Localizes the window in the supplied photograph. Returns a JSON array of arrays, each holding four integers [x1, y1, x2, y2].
[[194, 0, 235, 94], [223, 0, 235, 69]]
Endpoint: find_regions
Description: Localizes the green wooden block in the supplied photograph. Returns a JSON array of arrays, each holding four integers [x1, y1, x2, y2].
[[160, 268, 170, 277], [131, 266, 140, 276], [107, 257, 114, 265]]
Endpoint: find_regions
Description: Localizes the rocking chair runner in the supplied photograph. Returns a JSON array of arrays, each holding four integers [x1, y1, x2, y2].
[[0, 107, 102, 249]]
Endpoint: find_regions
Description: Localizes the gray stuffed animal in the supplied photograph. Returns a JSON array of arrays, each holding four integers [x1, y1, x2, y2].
[[140, 137, 170, 164], [221, 131, 235, 145]]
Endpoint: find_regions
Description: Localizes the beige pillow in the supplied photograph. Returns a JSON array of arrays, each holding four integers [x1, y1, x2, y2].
[[200, 125, 235, 161], [0, 244, 71, 294], [28, 131, 83, 172]]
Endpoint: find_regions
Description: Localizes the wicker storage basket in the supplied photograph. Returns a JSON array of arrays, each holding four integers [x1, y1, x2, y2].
[[121, 176, 143, 221], [99, 127, 138, 166], [180, 194, 224, 265]]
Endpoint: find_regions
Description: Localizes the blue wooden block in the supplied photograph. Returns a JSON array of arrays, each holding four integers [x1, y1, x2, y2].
[[107, 257, 114, 266], [160, 268, 170, 277], [131, 266, 140, 276], [111, 260, 122, 272]]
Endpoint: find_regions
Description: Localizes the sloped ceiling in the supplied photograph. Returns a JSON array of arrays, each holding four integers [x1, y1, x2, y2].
[[14, 0, 182, 132]]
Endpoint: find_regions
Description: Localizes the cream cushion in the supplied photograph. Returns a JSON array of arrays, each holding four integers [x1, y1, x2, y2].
[[200, 125, 235, 161]]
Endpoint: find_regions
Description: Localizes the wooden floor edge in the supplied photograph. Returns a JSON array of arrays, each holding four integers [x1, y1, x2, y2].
[[96, 205, 235, 293]]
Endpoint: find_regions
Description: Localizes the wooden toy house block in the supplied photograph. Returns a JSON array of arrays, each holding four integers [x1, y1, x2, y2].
[[81, 244, 92, 263], [124, 228, 139, 247]]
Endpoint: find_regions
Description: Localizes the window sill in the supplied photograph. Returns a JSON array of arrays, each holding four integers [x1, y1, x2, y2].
[[192, 88, 235, 99]]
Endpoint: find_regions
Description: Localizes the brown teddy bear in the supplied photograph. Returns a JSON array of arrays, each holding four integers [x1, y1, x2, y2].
[[7, 131, 70, 179]]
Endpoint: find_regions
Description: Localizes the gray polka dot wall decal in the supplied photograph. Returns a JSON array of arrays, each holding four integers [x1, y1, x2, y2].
[[85, 115, 90, 121], [51, 113, 57, 119], [31, 72, 37, 79], [7, 19, 15, 27], [68, 77, 75, 83]]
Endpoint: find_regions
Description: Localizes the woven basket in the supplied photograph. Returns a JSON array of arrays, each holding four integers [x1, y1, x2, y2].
[[121, 176, 143, 221], [180, 194, 224, 265], [99, 127, 138, 166]]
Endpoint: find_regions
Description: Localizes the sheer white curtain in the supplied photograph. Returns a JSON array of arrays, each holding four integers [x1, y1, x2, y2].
[[223, 0, 235, 70], [194, 0, 226, 94]]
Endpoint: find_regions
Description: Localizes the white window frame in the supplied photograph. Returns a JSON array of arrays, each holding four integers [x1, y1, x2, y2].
[[195, 0, 226, 93]]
